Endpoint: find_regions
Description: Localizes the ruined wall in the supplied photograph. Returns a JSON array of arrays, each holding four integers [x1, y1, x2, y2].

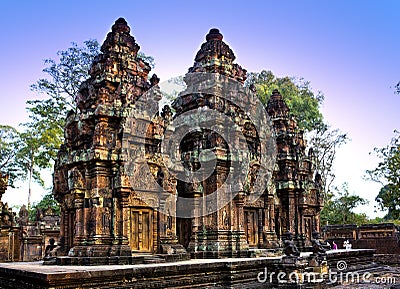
[[323, 223, 400, 254]]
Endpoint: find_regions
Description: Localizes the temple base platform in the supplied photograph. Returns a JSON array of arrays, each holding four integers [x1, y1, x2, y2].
[[0, 249, 394, 289]]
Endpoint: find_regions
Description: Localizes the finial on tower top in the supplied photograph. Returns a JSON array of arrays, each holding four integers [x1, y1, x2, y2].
[[112, 17, 130, 33], [206, 28, 223, 41]]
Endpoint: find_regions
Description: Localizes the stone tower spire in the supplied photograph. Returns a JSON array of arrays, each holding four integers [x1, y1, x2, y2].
[[77, 17, 151, 111], [266, 89, 323, 247], [101, 17, 140, 55], [172, 28, 264, 257], [53, 18, 156, 263], [188, 28, 247, 83], [266, 89, 290, 118]]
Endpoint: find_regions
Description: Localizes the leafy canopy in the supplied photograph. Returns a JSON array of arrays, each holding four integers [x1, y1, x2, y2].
[[321, 182, 368, 225], [246, 70, 324, 132], [28, 192, 61, 222], [0, 125, 22, 187], [366, 130, 400, 219]]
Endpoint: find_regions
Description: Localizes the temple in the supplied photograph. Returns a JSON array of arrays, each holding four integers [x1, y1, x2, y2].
[[48, 18, 323, 262]]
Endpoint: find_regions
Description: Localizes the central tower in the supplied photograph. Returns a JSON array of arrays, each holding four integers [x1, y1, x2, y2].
[[172, 29, 262, 258]]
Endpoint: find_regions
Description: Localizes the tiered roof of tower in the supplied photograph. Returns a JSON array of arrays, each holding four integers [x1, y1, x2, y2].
[[76, 18, 154, 114], [188, 28, 247, 83], [266, 89, 315, 190], [266, 89, 290, 119]]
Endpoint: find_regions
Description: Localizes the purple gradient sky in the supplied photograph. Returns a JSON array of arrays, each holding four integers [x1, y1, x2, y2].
[[1, 0, 399, 217]]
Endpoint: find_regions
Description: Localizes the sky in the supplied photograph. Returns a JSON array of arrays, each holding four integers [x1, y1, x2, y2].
[[0, 0, 399, 218]]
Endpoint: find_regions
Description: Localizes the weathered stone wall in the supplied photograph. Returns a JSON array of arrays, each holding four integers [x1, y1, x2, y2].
[[374, 254, 400, 266], [0, 229, 19, 262], [323, 223, 400, 254], [0, 173, 21, 262]]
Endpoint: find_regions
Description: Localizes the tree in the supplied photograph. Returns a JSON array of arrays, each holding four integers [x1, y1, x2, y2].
[[321, 182, 368, 225], [366, 130, 400, 219], [246, 70, 324, 132], [31, 39, 101, 111], [28, 192, 60, 222], [0, 125, 22, 187], [308, 124, 349, 199], [0, 125, 52, 208], [26, 39, 101, 166], [14, 128, 51, 209], [246, 70, 347, 197], [395, 82, 400, 95]]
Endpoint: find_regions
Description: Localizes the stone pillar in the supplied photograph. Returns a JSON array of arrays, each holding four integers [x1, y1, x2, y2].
[[233, 191, 248, 255], [73, 193, 85, 245], [188, 193, 201, 254], [288, 191, 296, 233], [116, 188, 130, 247]]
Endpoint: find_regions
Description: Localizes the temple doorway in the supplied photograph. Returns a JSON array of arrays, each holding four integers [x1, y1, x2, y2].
[[130, 208, 154, 252], [176, 218, 192, 248], [244, 209, 259, 247]]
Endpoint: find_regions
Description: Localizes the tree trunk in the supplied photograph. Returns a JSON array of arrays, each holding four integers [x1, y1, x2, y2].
[[28, 152, 34, 212]]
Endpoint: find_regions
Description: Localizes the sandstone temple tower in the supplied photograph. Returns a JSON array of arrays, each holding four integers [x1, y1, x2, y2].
[[53, 18, 179, 261], [172, 28, 272, 257], [53, 18, 323, 262], [267, 90, 323, 248]]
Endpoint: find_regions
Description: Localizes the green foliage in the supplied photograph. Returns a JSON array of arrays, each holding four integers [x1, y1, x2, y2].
[[308, 125, 349, 199], [31, 39, 100, 109], [367, 131, 400, 219], [246, 70, 347, 198], [246, 70, 324, 132], [138, 51, 155, 70], [14, 129, 50, 187], [20, 40, 102, 183], [0, 125, 22, 187], [321, 182, 368, 225], [28, 192, 60, 222], [367, 217, 400, 225]]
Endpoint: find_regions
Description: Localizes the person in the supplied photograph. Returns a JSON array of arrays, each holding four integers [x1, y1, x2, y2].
[[333, 241, 338, 250]]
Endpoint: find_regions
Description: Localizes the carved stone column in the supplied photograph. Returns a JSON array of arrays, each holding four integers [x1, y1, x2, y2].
[[73, 193, 85, 246], [233, 191, 248, 255], [116, 188, 130, 247], [188, 192, 201, 254]]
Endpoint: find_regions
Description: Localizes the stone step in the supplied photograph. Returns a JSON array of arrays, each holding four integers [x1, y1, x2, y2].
[[143, 255, 167, 264]]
